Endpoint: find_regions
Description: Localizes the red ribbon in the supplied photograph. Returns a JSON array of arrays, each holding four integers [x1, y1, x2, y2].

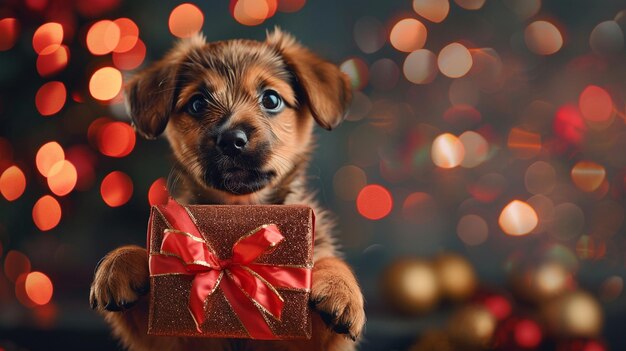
[[148, 199, 311, 339]]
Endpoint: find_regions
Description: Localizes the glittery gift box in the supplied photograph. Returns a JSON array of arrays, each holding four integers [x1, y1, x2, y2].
[[147, 203, 314, 339]]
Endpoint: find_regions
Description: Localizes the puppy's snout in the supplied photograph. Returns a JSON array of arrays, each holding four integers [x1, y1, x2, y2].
[[217, 129, 248, 156]]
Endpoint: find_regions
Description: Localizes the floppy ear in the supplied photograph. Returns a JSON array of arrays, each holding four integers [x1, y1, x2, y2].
[[266, 28, 352, 130], [125, 35, 206, 139]]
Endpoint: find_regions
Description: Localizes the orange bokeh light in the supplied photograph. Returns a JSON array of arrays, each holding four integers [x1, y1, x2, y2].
[[0, 165, 26, 201], [32, 22, 63, 54], [525, 21, 563, 55], [32, 195, 62, 231], [390, 18, 427, 52], [36, 141, 65, 177], [47, 160, 77, 196], [438, 42, 473, 78], [97, 121, 136, 157], [278, 0, 305, 12], [579, 85, 613, 123], [508, 128, 542, 159], [113, 18, 139, 53], [233, 0, 273, 26], [4, 250, 31, 283], [148, 178, 170, 206], [0, 18, 20, 51], [101, 171, 133, 207], [571, 161, 606, 193], [35, 81, 66, 116], [356, 184, 393, 220], [86, 20, 120, 55], [431, 133, 465, 168], [36, 45, 69, 77], [412, 0, 449, 23], [113, 38, 146, 70], [25, 271, 54, 306], [89, 67, 123, 101], [169, 3, 204, 38], [498, 200, 538, 236]]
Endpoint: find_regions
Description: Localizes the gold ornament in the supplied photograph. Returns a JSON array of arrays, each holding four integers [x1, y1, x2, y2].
[[434, 253, 477, 301], [381, 258, 440, 314], [511, 261, 572, 303], [542, 291, 603, 338], [447, 305, 496, 350]]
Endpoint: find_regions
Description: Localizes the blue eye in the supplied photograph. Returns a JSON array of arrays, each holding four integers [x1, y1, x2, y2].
[[187, 95, 207, 117], [259, 89, 284, 113]]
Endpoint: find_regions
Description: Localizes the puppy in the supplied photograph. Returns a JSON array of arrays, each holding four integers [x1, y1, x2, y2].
[[89, 28, 365, 351]]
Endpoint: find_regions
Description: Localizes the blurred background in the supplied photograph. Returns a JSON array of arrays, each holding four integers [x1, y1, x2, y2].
[[1, 0, 626, 350]]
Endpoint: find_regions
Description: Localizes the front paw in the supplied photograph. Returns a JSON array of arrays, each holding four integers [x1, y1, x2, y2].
[[310, 257, 366, 341], [89, 245, 149, 312]]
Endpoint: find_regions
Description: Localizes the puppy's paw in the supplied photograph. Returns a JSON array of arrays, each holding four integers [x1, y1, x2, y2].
[[89, 245, 149, 313], [310, 257, 366, 341]]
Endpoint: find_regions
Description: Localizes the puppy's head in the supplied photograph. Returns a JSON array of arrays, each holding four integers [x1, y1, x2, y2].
[[126, 29, 351, 195]]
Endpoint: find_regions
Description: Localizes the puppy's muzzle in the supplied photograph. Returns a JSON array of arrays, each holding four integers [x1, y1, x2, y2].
[[217, 129, 248, 157]]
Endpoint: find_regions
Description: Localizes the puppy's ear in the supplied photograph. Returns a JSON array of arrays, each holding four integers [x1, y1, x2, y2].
[[125, 34, 206, 139], [267, 28, 352, 130]]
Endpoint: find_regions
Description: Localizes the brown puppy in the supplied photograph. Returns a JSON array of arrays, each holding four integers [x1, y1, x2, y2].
[[89, 29, 365, 351]]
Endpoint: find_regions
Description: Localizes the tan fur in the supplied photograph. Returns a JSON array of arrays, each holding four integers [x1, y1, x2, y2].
[[91, 29, 364, 351]]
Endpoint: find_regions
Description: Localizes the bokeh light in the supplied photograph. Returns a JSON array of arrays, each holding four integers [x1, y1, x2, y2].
[[353, 17, 385, 54], [35, 81, 66, 116], [438, 42, 473, 78], [97, 121, 136, 157], [390, 18, 427, 52], [553, 105, 586, 145], [101, 171, 133, 207], [32, 195, 62, 231], [36, 141, 65, 177], [357, 184, 393, 220], [25, 271, 53, 305], [47, 160, 77, 196], [232, 0, 275, 26], [112, 38, 146, 70], [579, 85, 613, 123], [590, 20, 624, 54], [525, 161, 556, 195], [66, 145, 97, 191], [525, 20, 563, 55], [169, 3, 204, 38], [412, 0, 449, 23], [457, 214, 488, 246], [333, 165, 367, 201], [148, 178, 169, 206], [402, 192, 437, 224], [36, 45, 69, 77], [571, 161, 605, 192], [89, 67, 123, 101], [0, 165, 26, 201], [113, 18, 139, 53], [32, 22, 63, 54], [514, 319, 542, 348], [4, 250, 31, 283], [499, 200, 538, 236], [507, 128, 541, 159], [431, 133, 465, 168], [369, 59, 400, 91], [459, 131, 488, 168], [454, 0, 486, 10], [277, 0, 306, 12], [86, 20, 120, 55], [403, 49, 438, 84], [0, 18, 19, 51], [340, 57, 369, 90]]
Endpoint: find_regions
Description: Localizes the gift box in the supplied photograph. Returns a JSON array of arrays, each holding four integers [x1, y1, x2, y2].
[[146, 199, 314, 339]]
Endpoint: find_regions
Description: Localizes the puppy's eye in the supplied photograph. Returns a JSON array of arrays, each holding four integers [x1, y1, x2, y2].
[[186, 95, 208, 117], [259, 89, 284, 113]]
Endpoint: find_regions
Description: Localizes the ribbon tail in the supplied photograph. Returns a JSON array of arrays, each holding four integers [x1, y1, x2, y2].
[[228, 266, 285, 320], [247, 263, 311, 290], [189, 270, 223, 333]]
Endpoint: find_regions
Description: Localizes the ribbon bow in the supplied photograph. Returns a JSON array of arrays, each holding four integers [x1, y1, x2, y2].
[[149, 199, 311, 339]]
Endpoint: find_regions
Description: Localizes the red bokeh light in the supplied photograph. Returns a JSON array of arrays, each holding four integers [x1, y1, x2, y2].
[[32, 195, 62, 231], [32, 22, 63, 54], [277, 0, 306, 12], [35, 81, 66, 116], [47, 160, 77, 196], [36, 45, 69, 77], [113, 18, 139, 53], [579, 85, 613, 122], [232, 0, 275, 26], [0, 18, 20, 51], [514, 319, 542, 348], [101, 171, 133, 207], [554, 104, 587, 145], [356, 184, 393, 220], [3, 250, 31, 283], [0, 165, 26, 201], [66, 145, 97, 191], [148, 178, 169, 206], [15, 273, 37, 308], [113, 38, 146, 71], [36, 141, 64, 177], [25, 271, 53, 306], [97, 121, 136, 158], [483, 294, 512, 320], [86, 20, 120, 56]]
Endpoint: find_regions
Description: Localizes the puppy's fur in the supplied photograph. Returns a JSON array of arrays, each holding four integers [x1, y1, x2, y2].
[[90, 29, 365, 351]]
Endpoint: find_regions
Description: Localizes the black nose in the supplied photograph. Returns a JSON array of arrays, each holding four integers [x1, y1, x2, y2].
[[217, 129, 248, 156]]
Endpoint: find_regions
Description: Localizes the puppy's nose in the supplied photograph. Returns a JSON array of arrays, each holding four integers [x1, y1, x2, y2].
[[217, 129, 248, 156]]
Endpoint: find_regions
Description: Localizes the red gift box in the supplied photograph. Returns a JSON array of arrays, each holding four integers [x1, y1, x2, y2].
[[147, 199, 314, 339]]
